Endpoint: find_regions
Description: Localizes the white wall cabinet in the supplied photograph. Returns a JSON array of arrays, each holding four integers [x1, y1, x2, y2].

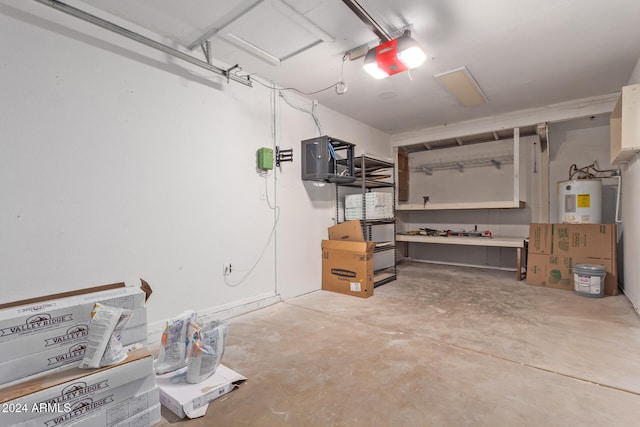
[[611, 84, 640, 164]]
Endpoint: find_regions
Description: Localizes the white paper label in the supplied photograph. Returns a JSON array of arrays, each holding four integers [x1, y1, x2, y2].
[[575, 274, 602, 294], [350, 282, 361, 292]]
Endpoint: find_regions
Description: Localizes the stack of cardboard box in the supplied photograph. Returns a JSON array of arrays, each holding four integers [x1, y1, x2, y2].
[[1, 348, 159, 427], [345, 192, 393, 220], [0, 284, 160, 427], [526, 224, 618, 296]]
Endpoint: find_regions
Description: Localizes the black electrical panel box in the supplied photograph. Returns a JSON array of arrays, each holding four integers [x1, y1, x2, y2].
[[301, 135, 355, 183]]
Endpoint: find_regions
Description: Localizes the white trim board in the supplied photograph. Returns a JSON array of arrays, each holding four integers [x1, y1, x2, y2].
[[397, 200, 525, 210], [391, 93, 618, 146], [396, 234, 525, 248], [147, 293, 281, 343]]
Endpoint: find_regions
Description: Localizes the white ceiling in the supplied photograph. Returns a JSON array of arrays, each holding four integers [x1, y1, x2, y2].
[[74, 0, 640, 135]]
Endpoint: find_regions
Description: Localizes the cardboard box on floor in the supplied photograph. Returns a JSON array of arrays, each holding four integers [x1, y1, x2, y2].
[[322, 221, 375, 298], [526, 224, 618, 295], [156, 364, 246, 419]]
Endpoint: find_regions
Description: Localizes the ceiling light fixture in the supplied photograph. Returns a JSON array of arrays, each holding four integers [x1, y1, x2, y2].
[[434, 66, 488, 106], [363, 30, 427, 79]]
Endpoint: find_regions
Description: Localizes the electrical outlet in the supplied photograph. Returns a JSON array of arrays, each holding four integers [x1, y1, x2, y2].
[[223, 263, 232, 276]]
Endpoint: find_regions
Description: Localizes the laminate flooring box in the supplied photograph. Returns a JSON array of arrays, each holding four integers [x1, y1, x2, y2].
[[0, 286, 147, 385], [0, 348, 157, 427]]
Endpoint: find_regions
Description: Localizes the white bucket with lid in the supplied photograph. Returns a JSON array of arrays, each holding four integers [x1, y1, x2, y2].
[[573, 263, 606, 298]]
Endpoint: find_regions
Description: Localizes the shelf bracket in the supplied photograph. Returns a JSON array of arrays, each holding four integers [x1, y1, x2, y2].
[[536, 122, 549, 152], [491, 159, 501, 170], [201, 41, 212, 64], [456, 163, 464, 173], [422, 166, 433, 175], [275, 146, 293, 167]]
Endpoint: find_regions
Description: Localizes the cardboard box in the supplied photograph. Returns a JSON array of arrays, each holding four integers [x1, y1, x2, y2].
[[0, 286, 146, 334], [526, 224, 618, 295], [0, 288, 146, 368], [527, 253, 616, 293], [345, 192, 392, 208], [0, 340, 90, 385], [0, 283, 125, 310], [127, 307, 147, 328], [111, 403, 161, 427], [119, 324, 148, 346], [345, 205, 393, 220], [0, 348, 154, 424], [328, 220, 364, 242], [0, 307, 146, 364], [14, 382, 158, 427], [528, 223, 552, 255], [550, 223, 616, 259], [156, 364, 246, 419], [321, 240, 375, 298]]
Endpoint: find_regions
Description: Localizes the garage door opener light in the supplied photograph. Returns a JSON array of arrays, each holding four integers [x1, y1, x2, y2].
[[363, 30, 427, 79]]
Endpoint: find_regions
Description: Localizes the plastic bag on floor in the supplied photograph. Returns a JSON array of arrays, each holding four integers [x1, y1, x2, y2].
[[155, 310, 197, 374], [186, 319, 229, 384]]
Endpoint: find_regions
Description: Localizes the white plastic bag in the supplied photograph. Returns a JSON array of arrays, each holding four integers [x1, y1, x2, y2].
[[186, 319, 229, 384], [80, 303, 130, 369], [100, 308, 132, 366], [155, 310, 197, 374]]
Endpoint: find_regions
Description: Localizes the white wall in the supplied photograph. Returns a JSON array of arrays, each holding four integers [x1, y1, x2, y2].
[[0, 2, 391, 326], [407, 138, 531, 206], [620, 57, 640, 312], [548, 114, 618, 224], [274, 98, 390, 301]]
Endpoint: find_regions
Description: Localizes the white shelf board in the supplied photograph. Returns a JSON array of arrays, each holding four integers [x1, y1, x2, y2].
[[396, 234, 525, 248], [396, 200, 525, 211]]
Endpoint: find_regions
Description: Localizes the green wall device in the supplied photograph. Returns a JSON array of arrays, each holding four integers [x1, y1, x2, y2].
[[257, 147, 274, 170]]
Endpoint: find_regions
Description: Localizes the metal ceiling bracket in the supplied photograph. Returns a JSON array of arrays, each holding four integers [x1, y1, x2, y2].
[[341, 0, 392, 42], [34, 0, 252, 87], [226, 64, 240, 83], [491, 159, 501, 169]]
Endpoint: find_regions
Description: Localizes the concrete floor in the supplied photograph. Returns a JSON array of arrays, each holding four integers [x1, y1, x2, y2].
[[159, 262, 640, 426]]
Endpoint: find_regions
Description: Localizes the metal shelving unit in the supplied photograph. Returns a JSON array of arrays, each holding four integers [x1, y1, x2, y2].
[[336, 155, 397, 287]]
